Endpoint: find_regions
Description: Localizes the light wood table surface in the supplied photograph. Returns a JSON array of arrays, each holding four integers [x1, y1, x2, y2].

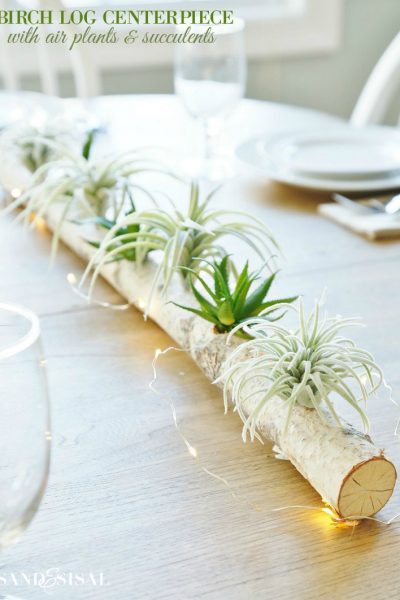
[[0, 95, 400, 600]]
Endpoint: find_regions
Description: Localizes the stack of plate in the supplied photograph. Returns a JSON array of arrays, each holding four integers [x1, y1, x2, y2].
[[236, 127, 400, 193]]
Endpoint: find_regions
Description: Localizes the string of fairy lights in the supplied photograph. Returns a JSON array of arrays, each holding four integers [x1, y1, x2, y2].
[[149, 343, 400, 529], [51, 262, 398, 529]]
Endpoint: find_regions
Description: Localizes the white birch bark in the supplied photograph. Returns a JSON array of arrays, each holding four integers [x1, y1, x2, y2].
[[51, 211, 398, 520], [1, 162, 396, 520]]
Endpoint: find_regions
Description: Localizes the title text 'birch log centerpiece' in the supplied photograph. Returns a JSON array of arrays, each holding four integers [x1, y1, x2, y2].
[[0, 132, 396, 522]]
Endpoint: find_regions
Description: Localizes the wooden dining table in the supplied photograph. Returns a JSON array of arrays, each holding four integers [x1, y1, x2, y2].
[[0, 94, 400, 600]]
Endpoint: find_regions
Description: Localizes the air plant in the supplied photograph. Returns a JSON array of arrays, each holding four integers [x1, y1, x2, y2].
[[79, 182, 280, 316], [1, 114, 99, 172], [216, 298, 384, 441], [2, 149, 174, 259], [17, 126, 98, 172], [172, 255, 297, 337], [80, 195, 141, 263]]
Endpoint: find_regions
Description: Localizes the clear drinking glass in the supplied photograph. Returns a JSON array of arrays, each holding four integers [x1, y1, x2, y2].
[[0, 304, 50, 555], [174, 19, 247, 180]]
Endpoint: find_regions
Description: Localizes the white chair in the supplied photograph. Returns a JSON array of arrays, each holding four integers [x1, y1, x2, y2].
[[351, 32, 400, 126], [0, 0, 101, 97]]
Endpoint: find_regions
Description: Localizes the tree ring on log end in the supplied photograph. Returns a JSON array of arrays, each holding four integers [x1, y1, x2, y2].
[[338, 456, 397, 519]]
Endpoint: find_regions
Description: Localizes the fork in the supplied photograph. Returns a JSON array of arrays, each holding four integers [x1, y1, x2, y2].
[[332, 193, 400, 215]]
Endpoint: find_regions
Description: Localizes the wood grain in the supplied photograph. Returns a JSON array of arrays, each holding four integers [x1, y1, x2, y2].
[[0, 96, 399, 600]]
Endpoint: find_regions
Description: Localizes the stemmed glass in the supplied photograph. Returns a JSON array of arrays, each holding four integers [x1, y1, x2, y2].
[[174, 18, 247, 180], [0, 303, 50, 597]]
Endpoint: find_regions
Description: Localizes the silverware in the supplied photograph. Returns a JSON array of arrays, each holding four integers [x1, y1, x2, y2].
[[385, 194, 400, 214], [332, 193, 400, 215]]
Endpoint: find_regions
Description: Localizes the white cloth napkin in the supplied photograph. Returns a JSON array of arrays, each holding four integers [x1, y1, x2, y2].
[[318, 202, 400, 240]]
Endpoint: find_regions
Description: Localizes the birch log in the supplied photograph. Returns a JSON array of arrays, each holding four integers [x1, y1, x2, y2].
[[1, 162, 396, 520], [50, 210, 398, 520]]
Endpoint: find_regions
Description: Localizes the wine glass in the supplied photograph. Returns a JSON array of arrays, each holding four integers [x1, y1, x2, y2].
[[0, 303, 50, 560], [174, 18, 247, 180]]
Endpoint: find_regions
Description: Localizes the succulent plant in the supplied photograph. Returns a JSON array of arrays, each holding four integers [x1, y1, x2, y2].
[[172, 256, 297, 337]]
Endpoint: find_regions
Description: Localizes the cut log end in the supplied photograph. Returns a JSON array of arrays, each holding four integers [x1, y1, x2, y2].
[[337, 456, 397, 519]]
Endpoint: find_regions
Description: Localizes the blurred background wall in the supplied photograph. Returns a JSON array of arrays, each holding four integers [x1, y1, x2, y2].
[[14, 0, 400, 120], [251, 0, 400, 118]]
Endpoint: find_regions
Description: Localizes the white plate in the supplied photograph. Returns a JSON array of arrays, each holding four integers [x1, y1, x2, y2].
[[237, 127, 400, 193], [0, 92, 63, 129], [269, 130, 400, 179]]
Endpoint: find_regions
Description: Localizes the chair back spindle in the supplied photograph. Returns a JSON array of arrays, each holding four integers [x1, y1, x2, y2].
[[351, 32, 400, 126], [0, 0, 101, 98]]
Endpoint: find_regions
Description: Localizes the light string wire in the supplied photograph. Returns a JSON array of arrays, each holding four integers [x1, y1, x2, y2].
[[150, 344, 400, 529], [67, 272, 131, 311], [66, 272, 259, 511], [66, 272, 400, 529], [149, 345, 262, 512]]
